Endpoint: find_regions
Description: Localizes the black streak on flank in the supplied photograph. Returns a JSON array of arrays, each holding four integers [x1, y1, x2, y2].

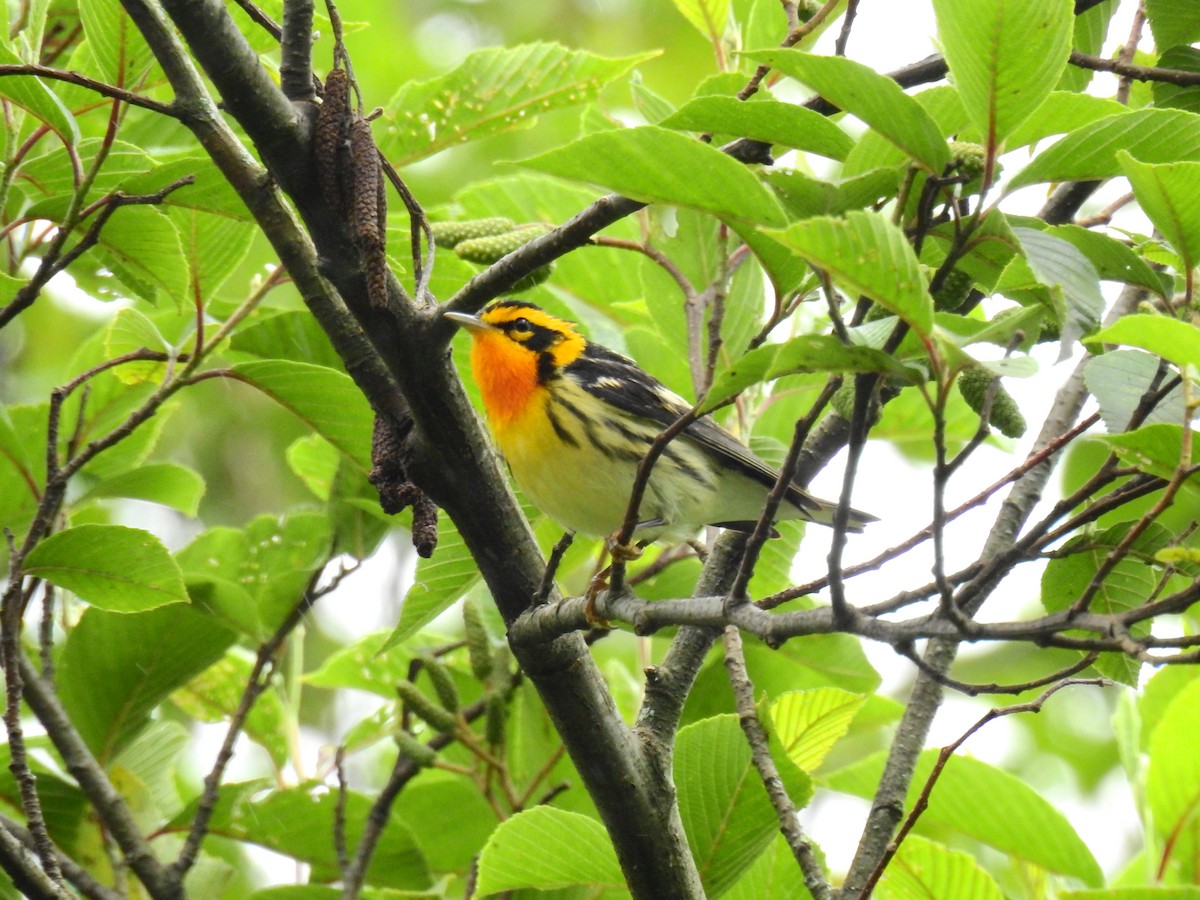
[[545, 402, 580, 448]]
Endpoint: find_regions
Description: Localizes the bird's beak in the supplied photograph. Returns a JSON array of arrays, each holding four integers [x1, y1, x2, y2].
[[444, 310, 491, 332]]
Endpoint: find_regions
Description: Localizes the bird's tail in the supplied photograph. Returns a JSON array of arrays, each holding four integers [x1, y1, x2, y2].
[[788, 488, 878, 534]]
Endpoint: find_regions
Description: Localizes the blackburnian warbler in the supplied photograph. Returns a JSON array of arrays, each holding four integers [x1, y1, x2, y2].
[[445, 300, 874, 543]]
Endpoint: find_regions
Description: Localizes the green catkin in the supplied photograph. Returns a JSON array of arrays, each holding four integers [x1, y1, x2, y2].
[[462, 599, 494, 682], [932, 267, 973, 311], [396, 679, 457, 733], [429, 217, 515, 247], [453, 225, 548, 263], [490, 643, 514, 696], [949, 141, 986, 180], [830, 380, 882, 427], [485, 692, 508, 749], [419, 654, 460, 713], [958, 367, 1027, 438], [393, 729, 437, 767]]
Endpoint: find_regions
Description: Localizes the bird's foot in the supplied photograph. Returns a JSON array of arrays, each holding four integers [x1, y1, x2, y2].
[[583, 565, 612, 628], [606, 536, 644, 563]]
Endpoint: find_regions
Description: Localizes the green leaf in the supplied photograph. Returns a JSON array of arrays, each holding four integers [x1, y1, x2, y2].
[[661, 97, 854, 161], [1117, 153, 1200, 272], [229, 310, 346, 372], [704, 333, 922, 412], [743, 50, 950, 173], [1085, 350, 1188, 434], [1145, 0, 1200, 50], [177, 513, 333, 638], [57, 603, 235, 761], [23, 524, 188, 613], [826, 750, 1102, 885], [81, 462, 206, 517], [229, 360, 373, 470], [1013, 227, 1104, 351], [1034, 222, 1170, 299], [395, 774, 499, 873], [1061, 890, 1200, 900], [519, 125, 785, 225], [1141, 666, 1200, 755], [677, 714, 814, 898], [769, 211, 933, 335], [102, 308, 170, 384], [725, 832, 815, 900], [380, 518, 479, 652], [1041, 534, 1157, 684], [1153, 46, 1200, 115], [380, 43, 656, 165], [1097, 424, 1199, 483], [304, 631, 413, 697], [932, 0, 1073, 146], [1147, 679, 1200, 881], [671, 0, 730, 41], [1091, 315, 1200, 373], [1008, 109, 1200, 190], [78, 0, 154, 86], [110, 720, 190, 822], [876, 835, 1003, 900], [171, 652, 289, 769], [1005, 91, 1126, 149], [95, 206, 189, 306], [0, 39, 79, 145], [119, 160, 256, 299], [179, 784, 431, 889], [286, 434, 340, 501], [769, 689, 866, 773], [475, 807, 623, 895], [20, 139, 153, 210]]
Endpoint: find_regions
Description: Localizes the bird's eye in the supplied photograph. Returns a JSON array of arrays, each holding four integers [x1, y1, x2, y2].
[[509, 317, 533, 336]]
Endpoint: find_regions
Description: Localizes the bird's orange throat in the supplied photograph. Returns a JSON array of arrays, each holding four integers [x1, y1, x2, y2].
[[469, 329, 545, 430]]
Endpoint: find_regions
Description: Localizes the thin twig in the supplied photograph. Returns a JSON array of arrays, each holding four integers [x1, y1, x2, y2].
[[727, 379, 838, 607], [1115, 1, 1147, 106], [0, 814, 118, 900], [379, 155, 435, 307], [833, 0, 859, 56], [856, 678, 1110, 898], [334, 747, 351, 876], [1067, 49, 1200, 85], [723, 625, 831, 899], [895, 644, 1101, 696], [738, 0, 843, 101], [172, 565, 344, 877], [534, 532, 575, 606], [0, 65, 176, 115], [229, 0, 281, 38], [342, 696, 490, 898], [590, 236, 696, 301]]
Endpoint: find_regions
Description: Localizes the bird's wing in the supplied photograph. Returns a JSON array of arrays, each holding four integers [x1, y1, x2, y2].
[[567, 345, 877, 530], [566, 345, 793, 491]]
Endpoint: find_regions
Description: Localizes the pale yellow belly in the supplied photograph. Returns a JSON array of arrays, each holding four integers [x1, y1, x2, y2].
[[490, 389, 719, 540]]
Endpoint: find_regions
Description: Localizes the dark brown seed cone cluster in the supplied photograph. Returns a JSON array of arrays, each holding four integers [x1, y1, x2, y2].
[[314, 68, 390, 309], [369, 414, 439, 558]]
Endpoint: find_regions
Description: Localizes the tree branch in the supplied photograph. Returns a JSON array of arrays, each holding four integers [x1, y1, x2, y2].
[[1069, 50, 1200, 86], [279, 0, 315, 102], [128, 1, 706, 893], [836, 280, 1148, 898], [723, 626, 831, 899], [20, 655, 181, 899]]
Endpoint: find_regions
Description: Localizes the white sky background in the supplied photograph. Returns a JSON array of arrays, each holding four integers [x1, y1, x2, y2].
[[182, 0, 1158, 886]]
